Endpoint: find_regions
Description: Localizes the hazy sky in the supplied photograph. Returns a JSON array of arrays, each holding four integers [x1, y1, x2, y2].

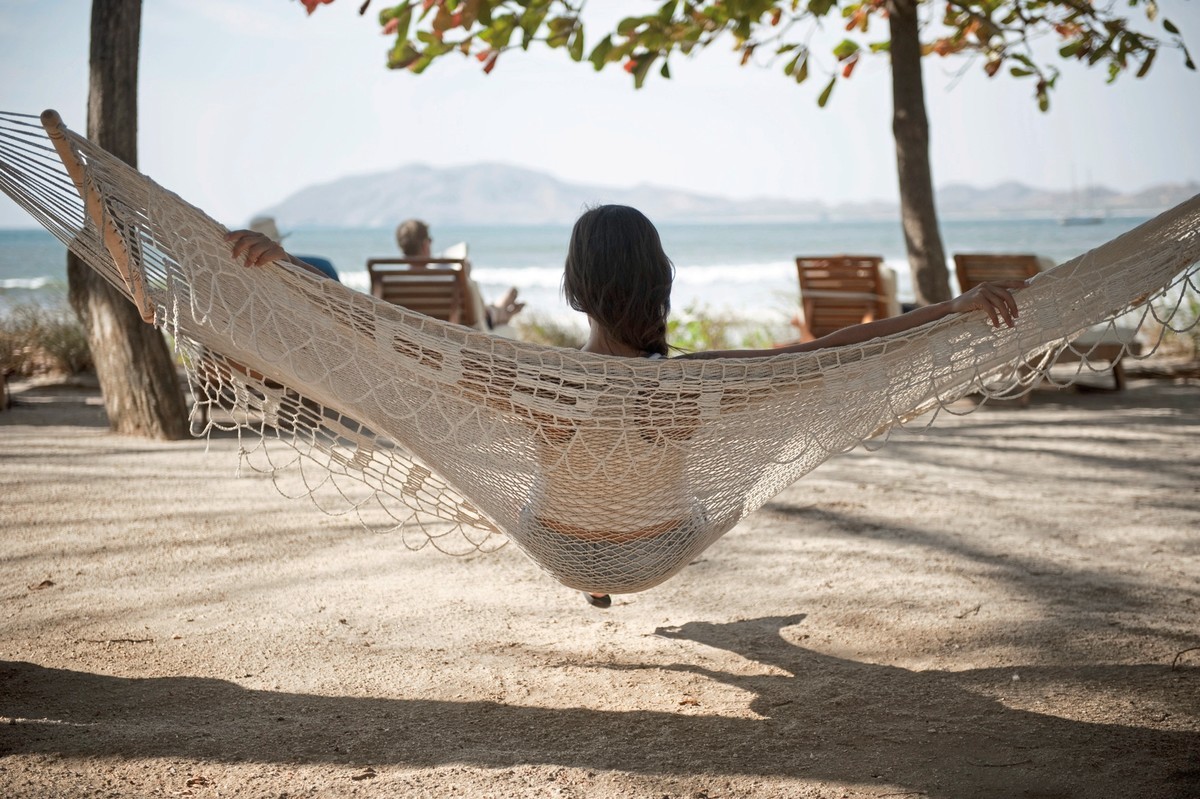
[[1, 0, 1198, 228]]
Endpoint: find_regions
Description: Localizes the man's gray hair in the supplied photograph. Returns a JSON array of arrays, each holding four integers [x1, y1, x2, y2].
[[395, 219, 430, 256]]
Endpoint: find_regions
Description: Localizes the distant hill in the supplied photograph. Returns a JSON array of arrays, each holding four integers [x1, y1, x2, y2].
[[257, 163, 1198, 227]]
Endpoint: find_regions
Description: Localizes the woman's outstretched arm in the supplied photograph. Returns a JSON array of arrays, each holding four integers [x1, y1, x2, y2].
[[682, 280, 1027, 360]]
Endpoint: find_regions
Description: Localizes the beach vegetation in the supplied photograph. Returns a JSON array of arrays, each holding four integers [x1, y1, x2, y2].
[[0, 301, 92, 378], [301, 0, 1193, 309], [514, 313, 588, 349], [667, 303, 786, 353], [515, 305, 789, 352]]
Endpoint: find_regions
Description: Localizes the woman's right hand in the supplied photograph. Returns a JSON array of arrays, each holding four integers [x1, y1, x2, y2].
[[947, 280, 1026, 329], [226, 230, 287, 268]]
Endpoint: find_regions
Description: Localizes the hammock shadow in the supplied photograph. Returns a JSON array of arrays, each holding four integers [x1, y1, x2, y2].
[[4, 618, 1197, 798]]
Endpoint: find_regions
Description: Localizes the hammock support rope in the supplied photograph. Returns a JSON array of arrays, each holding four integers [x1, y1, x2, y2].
[[1, 109, 1197, 594]]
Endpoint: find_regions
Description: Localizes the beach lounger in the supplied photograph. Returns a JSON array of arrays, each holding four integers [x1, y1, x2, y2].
[[367, 255, 480, 328], [954, 253, 1141, 390], [794, 255, 898, 342]]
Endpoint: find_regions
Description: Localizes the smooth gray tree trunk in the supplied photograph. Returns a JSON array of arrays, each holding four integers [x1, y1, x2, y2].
[[888, 0, 952, 305], [68, 0, 189, 439]]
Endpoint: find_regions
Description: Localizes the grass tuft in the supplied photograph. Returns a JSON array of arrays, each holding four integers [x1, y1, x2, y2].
[[0, 300, 92, 377]]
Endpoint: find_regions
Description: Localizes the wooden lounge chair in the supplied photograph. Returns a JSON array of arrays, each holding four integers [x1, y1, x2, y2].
[[954, 252, 1139, 390], [367, 256, 479, 328], [953, 252, 1042, 290], [794, 255, 896, 341]]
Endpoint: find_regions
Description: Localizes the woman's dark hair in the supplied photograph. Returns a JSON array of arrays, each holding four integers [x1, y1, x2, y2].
[[563, 205, 674, 356]]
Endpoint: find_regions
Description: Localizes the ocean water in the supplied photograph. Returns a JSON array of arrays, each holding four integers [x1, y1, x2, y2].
[[0, 216, 1153, 331]]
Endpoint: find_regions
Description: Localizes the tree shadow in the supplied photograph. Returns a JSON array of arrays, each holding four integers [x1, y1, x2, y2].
[[3, 616, 1197, 797]]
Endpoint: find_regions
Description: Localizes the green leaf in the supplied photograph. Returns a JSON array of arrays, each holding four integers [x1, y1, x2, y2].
[[1163, 18, 1179, 35], [617, 17, 642, 37], [660, 60, 671, 79], [795, 55, 808, 83], [817, 75, 835, 107], [832, 39, 860, 60], [387, 39, 420, 70], [481, 14, 517, 49], [520, 6, 549, 50], [379, 1, 411, 26], [632, 53, 658, 88], [424, 39, 451, 58], [569, 27, 585, 61], [809, 0, 835, 17], [1010, 67, 1034, 77], [546, 16, 574, 47], [589, 35, 614, 70], [411, 53, 436, 74]]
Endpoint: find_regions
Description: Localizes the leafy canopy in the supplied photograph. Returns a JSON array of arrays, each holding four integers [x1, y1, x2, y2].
[[299, 0, 1194, 110]]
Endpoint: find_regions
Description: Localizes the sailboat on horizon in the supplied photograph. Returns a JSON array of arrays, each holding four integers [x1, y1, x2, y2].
[[1059, 169, 1105, 226]]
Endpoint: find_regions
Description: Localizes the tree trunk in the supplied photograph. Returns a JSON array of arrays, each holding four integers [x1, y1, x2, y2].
[[887, 0, 952, 305], [68, 0, 189, 439]]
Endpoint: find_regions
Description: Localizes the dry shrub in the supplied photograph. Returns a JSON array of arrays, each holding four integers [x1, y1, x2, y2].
[[0, 301, 92, 377]]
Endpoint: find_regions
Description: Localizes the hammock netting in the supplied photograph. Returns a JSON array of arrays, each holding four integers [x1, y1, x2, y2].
[[2, 110, 1198, 594]]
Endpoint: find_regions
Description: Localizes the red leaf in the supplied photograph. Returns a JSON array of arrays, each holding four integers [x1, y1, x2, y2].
[[382, 17, 399, 35], [300, 0, 336, 15], [623, 58, 636, 73], [842, 57, 858, 78]]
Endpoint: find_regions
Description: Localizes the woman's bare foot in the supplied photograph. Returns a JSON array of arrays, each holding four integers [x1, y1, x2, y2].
[[583, 592, 612, 609]]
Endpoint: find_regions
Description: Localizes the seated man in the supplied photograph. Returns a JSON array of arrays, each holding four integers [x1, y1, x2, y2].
[[395, 219, 523, 335], [249, 216, 341, 282]]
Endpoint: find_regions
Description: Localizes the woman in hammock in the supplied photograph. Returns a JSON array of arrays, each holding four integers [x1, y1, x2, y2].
[[228, 205, 1022, 608]]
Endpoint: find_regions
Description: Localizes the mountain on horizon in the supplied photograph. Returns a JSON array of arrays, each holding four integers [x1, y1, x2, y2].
[[257, 163, 1198, 228]]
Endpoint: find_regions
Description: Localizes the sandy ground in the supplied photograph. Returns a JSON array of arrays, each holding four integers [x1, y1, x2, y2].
[[1, 374, 1198, 799]]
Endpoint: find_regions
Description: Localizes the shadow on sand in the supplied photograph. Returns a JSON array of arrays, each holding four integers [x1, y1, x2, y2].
[[3, 615, 1197, 798]]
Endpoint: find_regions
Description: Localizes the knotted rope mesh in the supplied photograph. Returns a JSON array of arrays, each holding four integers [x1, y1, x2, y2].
[[2, 110, 1197, 593]]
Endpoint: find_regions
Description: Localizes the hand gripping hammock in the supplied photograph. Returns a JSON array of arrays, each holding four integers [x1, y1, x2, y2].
[[2, 110, 1198, 594]]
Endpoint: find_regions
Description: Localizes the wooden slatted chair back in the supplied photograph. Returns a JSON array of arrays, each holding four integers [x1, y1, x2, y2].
[[953, 253, 1041, 293], [794, 255, 889, 341], [367, 257, 478, 328]]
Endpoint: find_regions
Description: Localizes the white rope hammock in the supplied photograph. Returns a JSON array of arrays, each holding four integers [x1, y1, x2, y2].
[[2, 110, 1197, 594]]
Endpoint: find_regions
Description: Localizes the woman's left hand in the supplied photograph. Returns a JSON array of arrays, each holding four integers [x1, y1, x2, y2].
[[948, 280, 1026, 329], [226, 230, 287, 268]]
